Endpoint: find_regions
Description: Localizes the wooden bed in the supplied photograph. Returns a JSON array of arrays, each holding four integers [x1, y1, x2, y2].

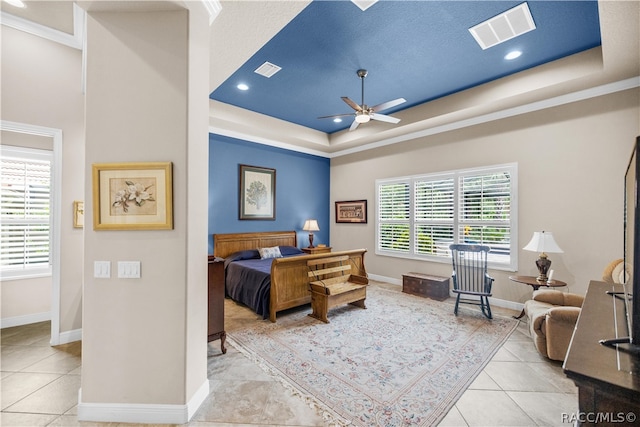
[[213, 231, 367, 322]]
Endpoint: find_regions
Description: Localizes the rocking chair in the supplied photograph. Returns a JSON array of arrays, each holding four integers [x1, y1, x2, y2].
[[449, 244, 494, 319]]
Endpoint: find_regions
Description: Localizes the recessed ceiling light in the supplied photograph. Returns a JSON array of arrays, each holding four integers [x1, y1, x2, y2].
[[505, 50, 522, 60], [4, 0, 26, 7], [333, 118, 342, 123], [237, 83, 249, 91]]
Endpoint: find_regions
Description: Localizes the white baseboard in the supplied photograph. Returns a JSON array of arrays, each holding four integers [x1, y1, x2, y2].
[[56, 328, 82, 345], [368, 274, 524, 312], [1, 311, 51, 329], [187, 378, 210, 420], [1, 313, 81, 345], [368, 273, 401, 285], [488, 297, 524, 312], [77, 379, 209, 424]]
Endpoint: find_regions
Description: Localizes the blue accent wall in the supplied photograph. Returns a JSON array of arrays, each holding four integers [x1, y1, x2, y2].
[[208, 134, 330, 254]]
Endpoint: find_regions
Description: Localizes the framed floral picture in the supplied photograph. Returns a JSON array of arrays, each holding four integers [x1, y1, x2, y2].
[[92, 162, 173, 230], [73, 201, 84, 228], [239, 164, 276, 220], [335, 200, 367, 223]]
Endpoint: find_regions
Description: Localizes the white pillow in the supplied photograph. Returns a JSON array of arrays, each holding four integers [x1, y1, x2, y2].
[[258, 246, 282, 259], [612, 261, 628, 284]]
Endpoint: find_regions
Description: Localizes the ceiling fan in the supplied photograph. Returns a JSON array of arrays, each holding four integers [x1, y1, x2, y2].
[[319, 69, 406, 131]]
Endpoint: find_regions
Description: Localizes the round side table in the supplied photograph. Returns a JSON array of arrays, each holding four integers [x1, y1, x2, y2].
[[509, 275, 568, 319]]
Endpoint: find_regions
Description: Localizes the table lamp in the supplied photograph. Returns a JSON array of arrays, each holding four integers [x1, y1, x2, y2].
[[303, 219, 320, 248], [523, 231, 563, 282]]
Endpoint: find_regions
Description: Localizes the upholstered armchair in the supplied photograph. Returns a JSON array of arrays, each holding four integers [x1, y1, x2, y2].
[[524, 290, 584, 361]]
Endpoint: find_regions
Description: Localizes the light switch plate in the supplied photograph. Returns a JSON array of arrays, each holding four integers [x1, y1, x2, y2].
[[94, 261, 110, 278], [118, 261, 141, 278]]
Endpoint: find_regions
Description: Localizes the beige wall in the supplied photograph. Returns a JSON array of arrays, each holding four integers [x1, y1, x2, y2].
[[81, 6, 208, 413], [1, 276, 50, 320], [1, 26, 84, 332], [331, 88, 640, 305]]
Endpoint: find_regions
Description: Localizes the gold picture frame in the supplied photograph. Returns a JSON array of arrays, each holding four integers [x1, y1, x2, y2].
[[73, 201, 84, 228], [92, 162, 173, 230], [335, 200, 367, 224], [239, 164, 276, 220]]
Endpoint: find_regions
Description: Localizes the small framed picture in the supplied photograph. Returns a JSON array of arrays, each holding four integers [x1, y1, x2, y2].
[[73, 201, 84, 228], [92, 162, 173, 230], [335, 200, 367, 224], [239, 164, 276, 220]]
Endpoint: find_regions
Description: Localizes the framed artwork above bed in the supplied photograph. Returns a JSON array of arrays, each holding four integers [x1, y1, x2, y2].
[[239, 164, 276, 220], [336, 199, 367, 223]]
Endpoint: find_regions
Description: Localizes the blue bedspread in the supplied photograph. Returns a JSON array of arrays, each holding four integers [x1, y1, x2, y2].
[[223, 246, 304, 319]]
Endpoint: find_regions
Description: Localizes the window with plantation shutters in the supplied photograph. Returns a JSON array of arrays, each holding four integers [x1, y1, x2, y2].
[[377, 181, 411, 253], [415, 177, 455, 256], [376, 163, 517, 270], [1, 146, 52, 279], [458, 170, 512, 265]]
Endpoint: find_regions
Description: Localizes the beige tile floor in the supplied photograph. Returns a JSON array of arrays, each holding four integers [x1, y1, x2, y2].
[[2, 282, 578, 426]]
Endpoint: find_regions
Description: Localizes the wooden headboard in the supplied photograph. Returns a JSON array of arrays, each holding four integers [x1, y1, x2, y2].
[[213, 231, 297, 259]]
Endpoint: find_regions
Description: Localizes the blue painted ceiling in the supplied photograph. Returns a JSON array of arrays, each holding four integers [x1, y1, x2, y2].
[[210, 0, 601, 134]]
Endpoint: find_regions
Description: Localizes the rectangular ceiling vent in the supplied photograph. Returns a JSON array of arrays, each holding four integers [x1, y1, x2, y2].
[[254, 61, 282, 78], [469, 2, 536, 50]]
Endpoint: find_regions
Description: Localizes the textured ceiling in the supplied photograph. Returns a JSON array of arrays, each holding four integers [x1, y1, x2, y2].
[[209, 0, 601, 134]]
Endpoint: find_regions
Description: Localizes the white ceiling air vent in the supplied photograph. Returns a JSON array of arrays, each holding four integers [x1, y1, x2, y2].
[[469, 2, 536, 50], [254, 61, 282, 78]]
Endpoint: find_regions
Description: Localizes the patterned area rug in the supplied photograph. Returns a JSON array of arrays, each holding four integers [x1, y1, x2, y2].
[[227, 284, 517, 426]]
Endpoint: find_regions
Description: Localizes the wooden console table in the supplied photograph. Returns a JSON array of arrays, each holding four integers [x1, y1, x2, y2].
[[563, 280, 640, 425]]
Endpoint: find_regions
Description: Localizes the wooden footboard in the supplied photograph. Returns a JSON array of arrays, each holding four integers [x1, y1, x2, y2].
[[270, 249, 367, 322], [212, 230, 367, 323]]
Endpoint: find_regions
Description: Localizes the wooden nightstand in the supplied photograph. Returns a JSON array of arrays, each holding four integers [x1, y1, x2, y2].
[[207, 255, 226, 354], [301, 246, 332, 254]]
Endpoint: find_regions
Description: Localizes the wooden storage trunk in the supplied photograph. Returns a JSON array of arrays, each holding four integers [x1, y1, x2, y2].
[[402, 272, 450, 301]]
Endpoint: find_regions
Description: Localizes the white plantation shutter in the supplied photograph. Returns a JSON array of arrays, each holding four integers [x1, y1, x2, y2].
[[376, 164, 517, 270], [458, 170, 512, 264], [415, 177, 455, 255], [1, 146, 52, 278], [377, 180, 410, 253]]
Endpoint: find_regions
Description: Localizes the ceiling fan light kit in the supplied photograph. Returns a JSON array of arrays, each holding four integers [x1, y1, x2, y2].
[[319, 69, 406, 131], [355, 112, 370, 123]]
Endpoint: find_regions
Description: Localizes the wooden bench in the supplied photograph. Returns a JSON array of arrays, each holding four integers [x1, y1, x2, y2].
[[307, 255, 369, 323]]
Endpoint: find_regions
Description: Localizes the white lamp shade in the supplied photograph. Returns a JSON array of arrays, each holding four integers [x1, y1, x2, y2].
[[523, 231, 563, 254], [303, 219, 320, 232]]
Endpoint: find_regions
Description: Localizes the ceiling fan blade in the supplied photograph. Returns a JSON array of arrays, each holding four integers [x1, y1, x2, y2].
[[349, 119, 360, 131], [341, 97, 363, 112], [371, 98, 406, 113], [318, 113, 355, 119], [370, 113, 401, 124]]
